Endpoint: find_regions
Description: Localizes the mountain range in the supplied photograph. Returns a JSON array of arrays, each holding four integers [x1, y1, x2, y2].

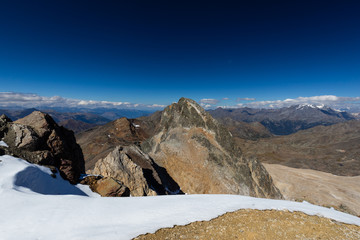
[[0, 107, 154, 133], [209, 104, 355, 135], [77, 98, 281, 198]]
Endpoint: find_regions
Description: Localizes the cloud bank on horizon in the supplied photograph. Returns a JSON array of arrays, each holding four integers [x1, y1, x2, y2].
[[0, 92, 165, 110], [1, 92, 360, 112]]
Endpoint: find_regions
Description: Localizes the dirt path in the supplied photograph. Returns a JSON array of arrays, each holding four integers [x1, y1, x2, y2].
[[135, 209, 360, 239]]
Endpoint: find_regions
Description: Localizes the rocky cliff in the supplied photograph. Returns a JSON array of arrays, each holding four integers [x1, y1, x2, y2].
[[0, 111, 85, 184], [142, 98, 282, 198]]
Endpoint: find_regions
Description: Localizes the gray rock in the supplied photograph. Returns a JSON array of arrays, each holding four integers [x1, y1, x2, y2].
[[89, 145, 181, 196]]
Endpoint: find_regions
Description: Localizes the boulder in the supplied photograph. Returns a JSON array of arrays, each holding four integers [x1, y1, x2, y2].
[[0, 111, 85, 184], [80, 176, 130, 197], [89, 145, 181, 196]]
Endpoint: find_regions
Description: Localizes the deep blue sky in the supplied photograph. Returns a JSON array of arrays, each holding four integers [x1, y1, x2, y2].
[[1, 0, 360, 106]]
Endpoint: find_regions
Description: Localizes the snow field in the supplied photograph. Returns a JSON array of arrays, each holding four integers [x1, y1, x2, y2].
[[0, 155, 359, 240]]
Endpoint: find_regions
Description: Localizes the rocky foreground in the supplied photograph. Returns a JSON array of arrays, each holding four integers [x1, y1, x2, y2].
[[135, 209, 360, 240]]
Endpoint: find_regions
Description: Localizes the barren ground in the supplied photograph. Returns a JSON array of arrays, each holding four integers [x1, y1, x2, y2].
[[264, 163, 360, 216], [135, 209, 360, 240]]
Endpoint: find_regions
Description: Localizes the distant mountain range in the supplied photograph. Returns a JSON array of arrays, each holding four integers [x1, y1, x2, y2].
[[1, 104, 356, 135], [209, 104, 355, 135], [0, 107, 154, 133]]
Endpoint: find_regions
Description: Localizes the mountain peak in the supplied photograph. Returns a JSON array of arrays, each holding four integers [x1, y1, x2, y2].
[[294, 104, 328, 110], [142, 98, 282, 198], [161, 97, 214, 131]]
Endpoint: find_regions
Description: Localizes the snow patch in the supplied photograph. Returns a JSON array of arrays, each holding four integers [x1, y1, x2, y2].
[[0, 155, 359, 240], [0, 140, 8, 147], [296, 104, 317, 110]]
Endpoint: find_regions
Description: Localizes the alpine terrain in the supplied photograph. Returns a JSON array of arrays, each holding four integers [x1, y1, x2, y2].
[[209, 104, 355, 135]]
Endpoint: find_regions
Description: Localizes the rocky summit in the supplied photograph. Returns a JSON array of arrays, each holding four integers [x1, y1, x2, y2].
[[0, 111, 85, 184], [142, 98, 282, 198]]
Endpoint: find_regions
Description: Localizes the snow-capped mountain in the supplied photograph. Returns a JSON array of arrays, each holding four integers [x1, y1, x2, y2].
[[209, 104, 355, 135]]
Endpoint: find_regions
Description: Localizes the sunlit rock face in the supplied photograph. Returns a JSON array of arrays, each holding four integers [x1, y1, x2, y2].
[[0, 111, 85, 184], [142, 98, 282, 199], [89, 145, 182, 196]]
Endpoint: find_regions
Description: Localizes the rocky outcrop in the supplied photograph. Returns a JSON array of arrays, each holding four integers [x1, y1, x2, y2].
[[89, 145, 181, 196], [141, 98, 282, 198], [77, 116, 159, 170], [80, 176, 130, 197], [0, 111, 85, 184]]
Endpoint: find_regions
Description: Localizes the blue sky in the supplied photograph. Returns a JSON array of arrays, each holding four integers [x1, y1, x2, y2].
[[0, 1, 360, 109]]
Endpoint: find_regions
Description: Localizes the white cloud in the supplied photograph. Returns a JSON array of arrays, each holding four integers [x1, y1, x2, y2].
[[199, 103, 214, 109], [236, 97, 256, 101], [0, 92, 165, 110], [150, 104, 166, 108], [199, 98, 219, 105], [222, 97, 229, 100]]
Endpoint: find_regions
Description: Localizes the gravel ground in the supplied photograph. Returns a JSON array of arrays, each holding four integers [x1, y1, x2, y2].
[[135, 209, 360, 240]]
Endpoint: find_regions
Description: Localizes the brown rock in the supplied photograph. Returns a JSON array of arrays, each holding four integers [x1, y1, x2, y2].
[[1, 111, 85, 184], [141, 98, 282, 198], [80, 175, 130, 197], [94, 177, 130, 197]]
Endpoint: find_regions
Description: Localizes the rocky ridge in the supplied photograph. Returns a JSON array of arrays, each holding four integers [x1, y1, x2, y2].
[[142, 98, 282, 198]]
